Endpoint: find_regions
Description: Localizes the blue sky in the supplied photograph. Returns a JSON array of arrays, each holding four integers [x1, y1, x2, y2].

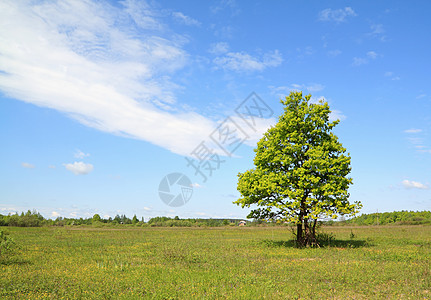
[[1, 0, 430, 220]]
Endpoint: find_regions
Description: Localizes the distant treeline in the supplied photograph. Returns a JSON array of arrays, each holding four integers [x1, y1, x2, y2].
[[343, 211, 431, 226], [2, 210, 431, 228], [0, 210, 245, 227]]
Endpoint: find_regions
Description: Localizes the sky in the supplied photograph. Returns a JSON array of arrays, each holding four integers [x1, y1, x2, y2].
[[1, 0, 430, 220]]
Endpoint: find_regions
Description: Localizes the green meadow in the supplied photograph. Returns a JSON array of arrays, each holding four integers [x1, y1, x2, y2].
[[1, 225, 430, 299]]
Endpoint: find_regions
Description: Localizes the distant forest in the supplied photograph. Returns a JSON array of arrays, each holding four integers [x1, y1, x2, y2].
[[0, 210, 244, 227], [1, 210, 430, 227], [344, 210, 431, 225]]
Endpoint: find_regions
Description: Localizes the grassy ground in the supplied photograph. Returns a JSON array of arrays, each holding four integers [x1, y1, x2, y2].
[[1, 225, 430, 299]]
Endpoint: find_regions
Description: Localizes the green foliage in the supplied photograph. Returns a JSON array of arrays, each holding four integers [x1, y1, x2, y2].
[[0, 211, 244, 228], [347, 211, 431, 225], [235, 91, 362, 246], [1, 210, 45, 227], [92, 214, 102, 223], [0, 229, 17, 257]]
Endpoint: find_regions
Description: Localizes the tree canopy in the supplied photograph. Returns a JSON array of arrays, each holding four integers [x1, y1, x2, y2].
[[235, 91, 361, 246]]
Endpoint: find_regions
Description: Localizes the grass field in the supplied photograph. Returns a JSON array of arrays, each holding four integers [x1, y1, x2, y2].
[[1, 225, 430, 299]]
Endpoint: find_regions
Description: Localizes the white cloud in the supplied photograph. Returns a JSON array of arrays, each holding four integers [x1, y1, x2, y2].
[[296, 46, 314, 57], [368, 24, 386, 41], [407, 137, 423, 145], [328, 49, 342, 57], [306, 83, 325, 92], [402, 180, 429, 190], [190, 183, 203, 188], [51, 211, 60, 218], [209, 42, 229, 55], [143, 207, 151, 211], [269, 83, 325, 96], [352, 57, 368, 66], [48, 165, 56, 169], [210, 0, 240, 16], [366, 51, 378, 59], [353, 52, 378, 66], [74, 149, 90, 159], [232, 115, 277, 147], [370, 24, 385, 35], [213, 50, 282, 72], [0, 0, 235, 157], [416, 94, 427, 99], [404, 129, 422, 134], [122, 0, 163, 30], [21, 162, 35, 169], [64, 161, 94, 175], [318, 7, 356, 23], [329, 110, 347, 121], [172, 11, 201, 26], [385, 71, 400, 81]]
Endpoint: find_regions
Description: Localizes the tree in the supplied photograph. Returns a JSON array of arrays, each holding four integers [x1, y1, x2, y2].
[[235, 91, 361, 247], [92, 214, 102, 223], [132, 215, 139, 224]]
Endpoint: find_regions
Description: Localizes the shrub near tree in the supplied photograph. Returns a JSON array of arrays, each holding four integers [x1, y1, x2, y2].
[[0, 230, 17, 258], [235, 91, 362, 247]]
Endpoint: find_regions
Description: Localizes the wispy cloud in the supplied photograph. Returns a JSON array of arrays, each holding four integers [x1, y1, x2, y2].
[[384, 71, 400, 81], [269, 83, 325, 96], [352, 51, 378, 66], [404, 129, 422, 134], [74, 149, 90, 159], [328, 49, 342, 57], [172, 11, 201, 26], [51, 211, 60, 218], [296, 46, 314, 58], [21, 162, 35, 169], [402, 180, 429, 190], [64, 161, 94, 175], [211, 0, 240, 16], [209, 42, 229, 55], [190, 183, 203, 188], [404, 129, 431, 154], [213, 50, 282, 72], [0, 0, 250, 157], [368, 24, 387, 41], [318, 7, 356, 23], [329, 110, 347, 121], [416, 94, 427, 99], [366, 51, 378, 59]]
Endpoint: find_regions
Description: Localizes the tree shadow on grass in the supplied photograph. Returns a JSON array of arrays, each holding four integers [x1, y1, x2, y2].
[[261, 239, 373, 249], [0, 257, 32, 266]]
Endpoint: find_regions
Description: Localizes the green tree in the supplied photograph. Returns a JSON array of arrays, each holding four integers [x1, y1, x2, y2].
[[235, 91, 361, 247], [92, 214, 102, 223], [132, 215, 139, 224]]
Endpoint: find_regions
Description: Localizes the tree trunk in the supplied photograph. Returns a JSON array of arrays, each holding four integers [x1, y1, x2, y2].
[[312, 219, 317, 238], [296, 211, 304, 247], [297, 218, 319, 247], [296, 222, 303, 246]]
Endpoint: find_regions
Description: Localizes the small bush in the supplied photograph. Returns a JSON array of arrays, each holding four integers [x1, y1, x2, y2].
[[316, 232, 336, 247], [0, 229, 17, 257]]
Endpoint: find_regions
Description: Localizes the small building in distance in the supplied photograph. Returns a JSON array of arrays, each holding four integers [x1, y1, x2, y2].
[[238, 220, 247, 226]]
